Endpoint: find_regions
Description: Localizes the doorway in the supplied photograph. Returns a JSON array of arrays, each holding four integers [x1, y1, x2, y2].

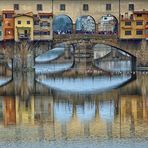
[[24, 30, 28, 37]]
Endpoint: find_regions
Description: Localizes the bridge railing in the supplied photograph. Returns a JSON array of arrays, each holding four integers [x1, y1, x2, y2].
[[53, 34, 118, 41]]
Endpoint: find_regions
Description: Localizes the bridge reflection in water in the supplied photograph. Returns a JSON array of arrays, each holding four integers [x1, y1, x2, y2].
[[0, 74, 148, 145], [0, 44, 145, 147]]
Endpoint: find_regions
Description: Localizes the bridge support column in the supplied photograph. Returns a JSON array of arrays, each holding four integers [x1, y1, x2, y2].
[[72, 23, 76, 34], [13, 40, 35, 71], [64, 45, 71, 59], [131, 56, 136, 72], [95, 23, 98, 34]]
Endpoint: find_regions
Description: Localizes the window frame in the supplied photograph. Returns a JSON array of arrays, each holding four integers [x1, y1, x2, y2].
[[27, 21, 30, 25], [106, 3, 111, 11], [136, 30, 143, 35], [83, 4, 89, 11], [136, 21, 143, 26], [37, 4, 43, 11], [129, 4, 134, 11], [60, 4, 66, 11], [125, 30, 131, 35], [14, 4, 19, 10], [125, 21, 132, 26]]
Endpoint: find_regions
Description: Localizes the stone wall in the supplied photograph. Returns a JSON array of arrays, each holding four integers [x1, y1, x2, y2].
[[0, 0, 148, 23]]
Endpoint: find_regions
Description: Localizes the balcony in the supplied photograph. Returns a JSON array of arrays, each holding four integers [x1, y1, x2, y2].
[[18, 33, 30, 39]]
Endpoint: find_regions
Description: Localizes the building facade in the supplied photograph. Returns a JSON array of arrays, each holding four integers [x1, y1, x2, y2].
[[0, 0, 147, 40], [0, 0, 148, 23], [120, 11, 148, 39], [34, 13, 53, 41], [0, 14, 3, 41], [14, 13, 34, 41], [2, 10, 15, 40]]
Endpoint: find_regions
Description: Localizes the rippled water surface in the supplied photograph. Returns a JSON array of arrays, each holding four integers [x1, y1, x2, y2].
[[0, 70, 148, 147]]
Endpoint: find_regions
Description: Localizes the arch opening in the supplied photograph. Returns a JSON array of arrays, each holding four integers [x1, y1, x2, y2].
[[76, 15, 96, 34], [93, 43, 136, 72], [98, 14, 118, 35], [53, 15, 73, 34]]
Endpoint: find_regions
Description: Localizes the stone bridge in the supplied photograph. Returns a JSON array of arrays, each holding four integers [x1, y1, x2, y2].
[[53, 34, 148, 67]]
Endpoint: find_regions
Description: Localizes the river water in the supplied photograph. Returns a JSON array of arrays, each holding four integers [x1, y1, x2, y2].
[[0, 44, 147, 147], [0, 68, 148, 148]]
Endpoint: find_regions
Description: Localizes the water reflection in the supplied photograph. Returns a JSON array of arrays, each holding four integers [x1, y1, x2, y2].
[[0, 61, 148, 147], [0, 73, 148, 147], [0, 63, 12, 87], [36, 74, 134, 94], [0, 75, 148, 141], [94, 44, 133, 73], [35, 47, 65, 63]]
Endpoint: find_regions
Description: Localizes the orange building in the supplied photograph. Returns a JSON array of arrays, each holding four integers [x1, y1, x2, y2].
[[2, 10, 15, 40], [3, 97, 16, 126]]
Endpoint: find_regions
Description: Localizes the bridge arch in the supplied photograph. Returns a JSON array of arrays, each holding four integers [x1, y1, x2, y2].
[[92, 43, 136, 72], [98, 14, 118, 35], [75, 15, 96, 33], [53, 15, 73, 34], [53, 36, 137, 59], [92, 43, 136, 59]]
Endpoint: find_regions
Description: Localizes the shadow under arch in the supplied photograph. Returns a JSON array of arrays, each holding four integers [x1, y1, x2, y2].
[[75, 15, 96, 33], [98, 14, 118, 35], [93, 43, 137, 72], [53, 14, 73, 34], [93, 43, 136, 59], [0, 77, 13, 88]]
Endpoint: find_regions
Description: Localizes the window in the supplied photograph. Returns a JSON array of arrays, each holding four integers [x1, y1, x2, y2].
[[136, 21, 143, 26], [60, 4, 65, 11], [34, 30, 40, 35], [34, 21, 39, 25], [40, 21, 49, 27], [136, 30, 143, 35], [41, 31, 50, 35], [27, 21, 30, 24], [14, 4, 19, 10], [129, 4, 134, 11], [5, 29, 13, 36], [18, 20, 21, 24], [83, 4, 89, 11], [125, 21, 131, 26], [125, 30, 131, 35], [40, 15, 49, 19], [7, 23, 11, 26], [137, 14, 142, 17], [106, 4, 111, 11], [146, 30, 148, 35], [5, 14, 13, 18], [37, 4, 42, 11], [34, 14, 38, 17]]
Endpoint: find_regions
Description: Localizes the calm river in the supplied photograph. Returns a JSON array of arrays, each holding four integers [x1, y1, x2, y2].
[[0, 69, 148, 148]]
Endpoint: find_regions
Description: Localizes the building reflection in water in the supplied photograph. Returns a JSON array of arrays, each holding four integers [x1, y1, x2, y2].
[[3, 96, 16, 126], [0, 74, 148, 141], [0, 89, 148, 140]]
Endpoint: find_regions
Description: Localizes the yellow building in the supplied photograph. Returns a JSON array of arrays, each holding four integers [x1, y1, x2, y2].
[[120, 10, 148, 39], [14, 12, 34, 41]]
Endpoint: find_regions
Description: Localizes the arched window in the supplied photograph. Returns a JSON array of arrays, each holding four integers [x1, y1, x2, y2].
[[98, 14, 118, 35], [76, 15, 96, 33], [53, 15, 73, 34]]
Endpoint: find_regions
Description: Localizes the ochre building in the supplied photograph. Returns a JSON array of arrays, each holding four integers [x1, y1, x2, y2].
[[120, 11, 148, 39]]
